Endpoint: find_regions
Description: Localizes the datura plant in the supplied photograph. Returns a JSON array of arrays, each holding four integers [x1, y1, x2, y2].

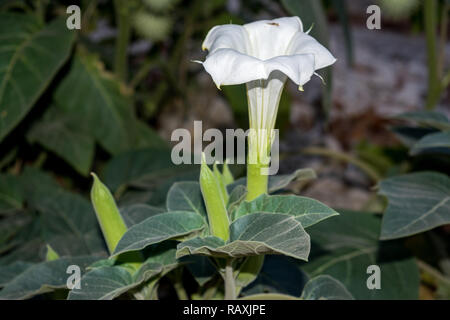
[[81, 16, 338, 300], [0, 17, 346, 301]]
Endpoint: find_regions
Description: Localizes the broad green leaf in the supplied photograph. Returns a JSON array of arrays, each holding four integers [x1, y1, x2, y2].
[[242, 255, 308, 297], [0, 14, 75, 142], [182, 255, 216, 286], [54, 53, 166, 155], [300, 275, 353, 300], [166, 182, 207, 218], [394, 111, 450, 131], [234, 194, 338, 227], [68, 265, 136, 300], [18, 168, 106, 257], [0, 261, 33, 287], [0, 256, 99, 299], [69, 243, 179, 300], [302, 210, 420, 299], [103, 148, 187, 192], [0, 212, 32, 252], [27, 106, 94, 176], [391, 126, 438, 147], [177, 213, 310, 261], [269, 168, 316, 193], [227, 185, 247, 212], [0, 174, 23, 214], [120, 204, 165, 227], [113, 211, 206, 256], [379, 172, 450, 240], [410, 131, 450, 155]]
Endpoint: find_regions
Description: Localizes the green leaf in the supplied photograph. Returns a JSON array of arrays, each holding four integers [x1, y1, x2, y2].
[[120, 204, 165, 227], [394, 111, 450, 131], [233, 194, 338, 227], [166, 182, 206, 219], [0, 174, 23, 215], [242, 255, 307, 296], [19, 168, 106, 257], [302, 210, 420, 299], [182, 255, 216, 286], [227, 185, 247, 213], [0, 14, 75, 142], [103, 148, 185, 192], [68, 265, 136, 300], [69, 243, 179, 300], [27, 106, 94, 176], [0, 256, 99, 299], [300, 275, 353, 300], [54, 53, 166, 155], [0, 261, 33, 287], [379, 172, 450, 240], [177, 213, 310, 261], [410, 131, 450, 155], [113, 211, 206, 257]]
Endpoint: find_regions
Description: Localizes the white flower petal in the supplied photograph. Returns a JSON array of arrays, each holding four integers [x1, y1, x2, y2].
[[287, 32, 336, 70], [202, 24, 251, 55], [202, 48, 267, 87], [263, 53, 316, 86], [243, 16, 303, 60]]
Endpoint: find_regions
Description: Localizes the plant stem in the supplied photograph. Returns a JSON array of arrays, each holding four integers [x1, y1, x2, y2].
[[246, 162, 268, 201], [302, 146, 381, 183], [173, 280, 189, 300], [224, 259, 236, 300], [114, 0, 131, 81], [171, 268, 189, 300], [424, 0, 441, 110]]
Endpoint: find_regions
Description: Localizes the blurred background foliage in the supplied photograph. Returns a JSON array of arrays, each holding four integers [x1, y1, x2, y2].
[[0, 0, 449, 300]]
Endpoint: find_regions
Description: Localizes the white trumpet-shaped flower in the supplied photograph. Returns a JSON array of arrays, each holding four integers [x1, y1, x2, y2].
[[199, 16, 336, 168]]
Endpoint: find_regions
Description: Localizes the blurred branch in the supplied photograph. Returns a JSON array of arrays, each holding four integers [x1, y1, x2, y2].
[[438, 1, 449, 78], [130, 57, 158, 89], [169, 0, 203, 92], [302, 146, 381, 183], [114, 0, 132, 81], [424, 0, 441, 110], [331, 0, 354, 66], [81, 0, 97, 31], [417, 259, 450, 288]]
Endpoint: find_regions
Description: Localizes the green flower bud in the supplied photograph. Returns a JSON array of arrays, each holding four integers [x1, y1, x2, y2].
[[200, 154, 230, 241], [222, 160, 234, 186], [213, 162, 229, 204], [90, 173, 128, 254], [45, 245, 60, 261]]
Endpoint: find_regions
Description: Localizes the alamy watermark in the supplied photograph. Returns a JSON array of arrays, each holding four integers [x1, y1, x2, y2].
[[170, 121, 279, 175]]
